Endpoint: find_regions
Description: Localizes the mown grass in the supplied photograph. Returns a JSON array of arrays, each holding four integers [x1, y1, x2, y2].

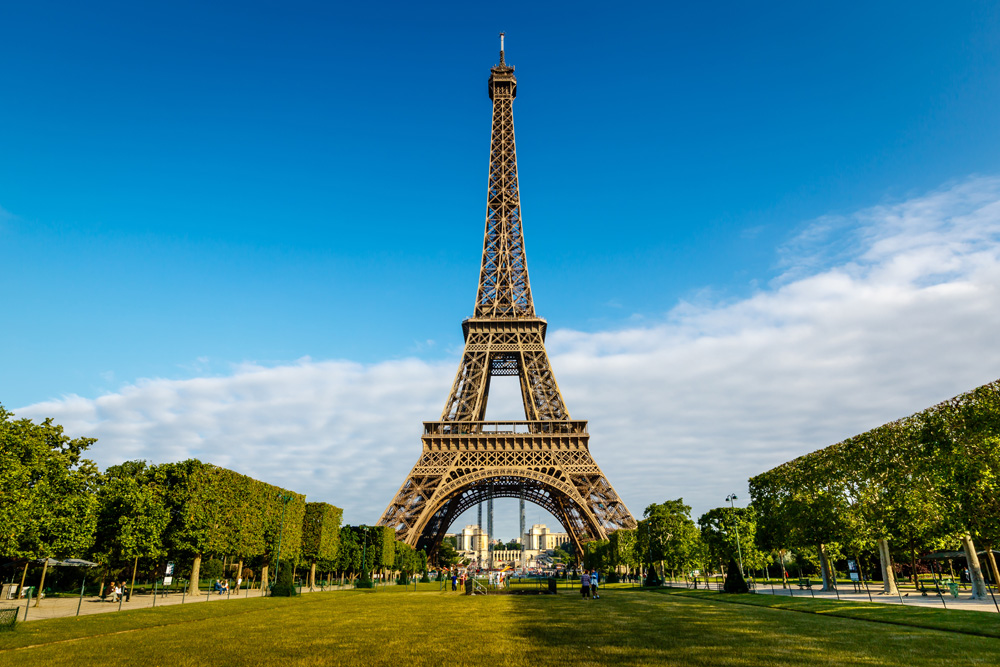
[[2, 586, 1000, 666], [653, 586, 1000, 639]]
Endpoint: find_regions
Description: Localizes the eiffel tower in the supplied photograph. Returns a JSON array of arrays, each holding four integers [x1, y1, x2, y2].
[[378, 35, 636, 559]]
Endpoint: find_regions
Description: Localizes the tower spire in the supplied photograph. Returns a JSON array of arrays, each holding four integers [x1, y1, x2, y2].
[[477, 37, 530, 319]]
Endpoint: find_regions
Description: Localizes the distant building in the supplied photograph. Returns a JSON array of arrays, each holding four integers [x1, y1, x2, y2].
[[454, 523, 568, 569], [525, 524, 569, 552]]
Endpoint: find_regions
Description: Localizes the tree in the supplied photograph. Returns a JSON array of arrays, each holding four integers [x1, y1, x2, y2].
[[93, 461, 170, 595], [637, 499, 701, 582], [301, 503, 342, 590], [0, 407, 99, 604], [698, 506, 768, 577], [609, 528, 638, 576], [437, 540, 460, 569]]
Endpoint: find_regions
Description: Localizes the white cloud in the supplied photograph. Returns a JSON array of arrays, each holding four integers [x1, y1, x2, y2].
[[15, 176, 1000, 535]]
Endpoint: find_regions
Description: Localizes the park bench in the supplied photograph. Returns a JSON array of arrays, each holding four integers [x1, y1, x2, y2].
[[919, 580, 959, 598], [797, 578, 813, 590]]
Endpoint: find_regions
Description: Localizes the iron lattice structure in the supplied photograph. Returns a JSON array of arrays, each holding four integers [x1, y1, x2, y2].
[[378, 39, 636, 560]]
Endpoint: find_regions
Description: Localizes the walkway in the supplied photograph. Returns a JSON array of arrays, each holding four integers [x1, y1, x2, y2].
[[2, 583, 355, 623], [669, 578, 1000, 613]]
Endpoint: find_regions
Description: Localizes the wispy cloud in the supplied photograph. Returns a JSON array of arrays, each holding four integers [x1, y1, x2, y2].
[[15, 176, 1000, 533]]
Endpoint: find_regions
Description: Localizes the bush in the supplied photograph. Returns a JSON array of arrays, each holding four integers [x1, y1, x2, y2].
[[270, 560, 298, 597], [355, 570, 374, 589], [724, 559, 750, 594], [605, 572, 620, 584], [420, 571, 431, 584]]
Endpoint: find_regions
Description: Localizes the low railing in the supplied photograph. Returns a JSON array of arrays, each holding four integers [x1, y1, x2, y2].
[[423, 420, 588, 436]]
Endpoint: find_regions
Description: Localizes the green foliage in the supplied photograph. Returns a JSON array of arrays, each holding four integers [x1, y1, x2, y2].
[[723, 557, 749, 594], [609, 529, 638, 570], [342, 525, 397, 574], [750, 379, 1000, 562], [698, 506, 769, 572], [270, 559, 297, 596], [583, 539, 610, 571], [437, 540, 460, 568], [0, 407, 99, 561], [302, 502, 343, 565], [394, 540, 418, 574], [637, 499, 701, 573], [550, 548, 571, 563], [200, 558, 224, 580], [93, 461, 169, 565], [157, 459, 305, 562]]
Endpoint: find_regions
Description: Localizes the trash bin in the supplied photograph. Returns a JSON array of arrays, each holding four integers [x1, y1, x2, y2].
[[547, 578, 557, 594]]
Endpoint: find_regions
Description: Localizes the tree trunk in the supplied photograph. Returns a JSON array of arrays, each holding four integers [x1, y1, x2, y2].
[[18, 562, 29, 595], [187, 554, 202, 596], [877, 538, 898, 595], [983, 546, 1000, 587], [34, 558, 50, 606], [236, 559, 243, 584], [261, 563, 269, 590], [961, 534, 988, 599], [130, 555, 139, 600], [819, 543, 836, 591], [909, 533, 918, 585], [309, 562, 317, 591]]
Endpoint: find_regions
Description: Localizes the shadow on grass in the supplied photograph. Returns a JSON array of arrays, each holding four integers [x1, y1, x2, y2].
[[645, 587, 1000, 640], [511, 588, 1000, 666]]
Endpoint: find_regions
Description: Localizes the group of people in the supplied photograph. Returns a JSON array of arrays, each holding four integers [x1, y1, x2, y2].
[[213, 577, 241, 594], [580, 570, 600, 599], [106, 581, 128, 602]]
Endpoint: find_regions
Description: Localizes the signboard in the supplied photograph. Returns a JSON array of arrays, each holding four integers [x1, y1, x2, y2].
[[163, 562, 174, 586]]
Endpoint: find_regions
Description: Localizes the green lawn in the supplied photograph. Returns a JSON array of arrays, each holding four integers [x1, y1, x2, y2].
[[2, 587, 1000, 666]]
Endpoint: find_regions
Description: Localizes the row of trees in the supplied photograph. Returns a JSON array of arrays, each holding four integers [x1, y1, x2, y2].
[[1, 406, 430, 600], [750, 379, 1000, 598], [582, 499, 764, 589]]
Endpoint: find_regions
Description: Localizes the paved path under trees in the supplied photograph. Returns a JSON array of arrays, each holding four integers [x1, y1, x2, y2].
[[3, 584, 356, 623], [670, 579, 1000, 613]]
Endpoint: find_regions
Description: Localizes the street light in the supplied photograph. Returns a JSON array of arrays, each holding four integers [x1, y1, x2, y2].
[[726, 494, 745, 579], [274, 494, 294, 590]]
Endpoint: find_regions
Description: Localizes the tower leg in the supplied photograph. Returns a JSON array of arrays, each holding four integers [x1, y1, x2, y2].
[[519, 496, 525, 570]]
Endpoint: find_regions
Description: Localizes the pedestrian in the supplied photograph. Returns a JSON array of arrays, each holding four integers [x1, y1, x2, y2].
[[451, 571, 457, 591], [591, 570, 599, 599], [581, 571, 591, 599]]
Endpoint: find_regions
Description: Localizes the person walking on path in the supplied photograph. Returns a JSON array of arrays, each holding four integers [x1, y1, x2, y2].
[[591, 570, 600, 599], [580, 571, 591, 599], [451, 572, 457, 591]]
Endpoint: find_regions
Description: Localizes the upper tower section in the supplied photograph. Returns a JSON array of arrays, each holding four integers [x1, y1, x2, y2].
[[474, 33, 535, 319]]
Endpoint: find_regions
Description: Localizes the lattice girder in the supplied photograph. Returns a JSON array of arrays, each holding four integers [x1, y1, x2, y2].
[[377, 42, 636, 562]]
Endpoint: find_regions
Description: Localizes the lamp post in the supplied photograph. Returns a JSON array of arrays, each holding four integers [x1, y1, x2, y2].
[[726, 494, 745, 579], [274, 494, 293, 590]]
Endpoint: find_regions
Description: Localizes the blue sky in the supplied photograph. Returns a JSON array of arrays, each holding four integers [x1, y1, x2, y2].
[[4, 1, 1000, 536]]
